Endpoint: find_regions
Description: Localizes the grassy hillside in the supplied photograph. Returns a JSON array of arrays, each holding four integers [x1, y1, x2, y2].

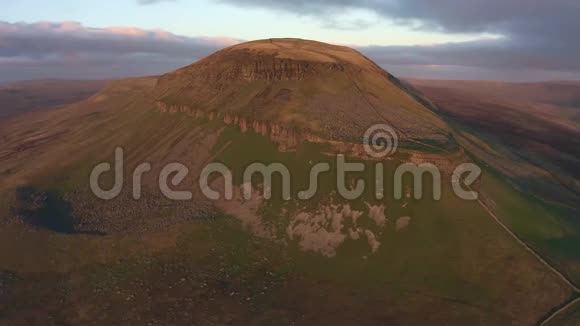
[[408, 79, 580, 289], [0, 96, 574, 324], [1, 41, 578, 324]]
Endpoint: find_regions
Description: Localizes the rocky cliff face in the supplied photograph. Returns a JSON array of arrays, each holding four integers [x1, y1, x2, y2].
[[156, 101, 321, 151], [159, 39, 367, 84], [155, 101, 382, 157], [201, 55, 346, 82], [152, 39, 452, 150]]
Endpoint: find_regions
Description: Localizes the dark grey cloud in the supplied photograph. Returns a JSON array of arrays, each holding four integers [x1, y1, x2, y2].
[[360, 38, 580, 71], [217, 0, 579, 35], [218, 0, 580, 77], [0, 21, 240, 82]]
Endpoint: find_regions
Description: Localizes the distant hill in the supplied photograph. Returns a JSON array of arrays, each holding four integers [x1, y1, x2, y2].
[[0, 79, 108, 120], [407, 79, 580, 201]]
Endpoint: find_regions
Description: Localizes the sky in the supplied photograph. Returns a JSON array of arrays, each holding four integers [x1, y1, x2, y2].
[[1, 0, 579, 82]]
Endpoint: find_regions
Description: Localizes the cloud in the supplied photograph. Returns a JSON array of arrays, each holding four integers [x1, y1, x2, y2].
[[217, 0, 579, 35], [320, 17, 378, 31], [137, 0, 175, 5], [1, 12, 579, 82], [217, 0, 580, 77], [359, 38, 580, 71], [0, 21, 240, 82]]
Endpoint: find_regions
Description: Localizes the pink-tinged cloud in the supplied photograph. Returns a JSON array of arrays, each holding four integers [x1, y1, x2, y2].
[[0, 21, 243, 82], [199, 36, 242, 46], [1, 20, 579, 82]]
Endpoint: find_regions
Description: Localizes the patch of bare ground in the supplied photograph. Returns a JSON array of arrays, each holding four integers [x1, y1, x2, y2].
[[396, 216, 412, 231], [213, 182, 275, 239]]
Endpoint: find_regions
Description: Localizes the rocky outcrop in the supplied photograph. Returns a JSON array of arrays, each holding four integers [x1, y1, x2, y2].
[[156, 101, 409, 160], [151, 39, 453, 152], [156, 101, 325, 151], [207, 56, 346, 82]]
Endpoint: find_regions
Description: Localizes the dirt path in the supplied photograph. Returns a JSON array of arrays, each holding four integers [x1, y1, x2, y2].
[[473, 192, 580, 325], [347, 66, 579, 322], [539, 297, 580, 326], [208, 114, 578, 323], [353, 74, 580, 323], [476, 195, 578, 292]]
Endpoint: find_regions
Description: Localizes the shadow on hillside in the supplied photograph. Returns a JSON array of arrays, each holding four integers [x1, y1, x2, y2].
[[12, 187, 106, 236]]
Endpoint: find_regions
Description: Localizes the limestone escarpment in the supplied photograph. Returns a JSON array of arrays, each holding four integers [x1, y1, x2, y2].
[[155, 38, 381, 92], [156, 101, 379, 157], [152, 38, 453, 150], [155, 52, 351, 96], [198, 54, 346, 82], [156, 101, 318, 151]]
